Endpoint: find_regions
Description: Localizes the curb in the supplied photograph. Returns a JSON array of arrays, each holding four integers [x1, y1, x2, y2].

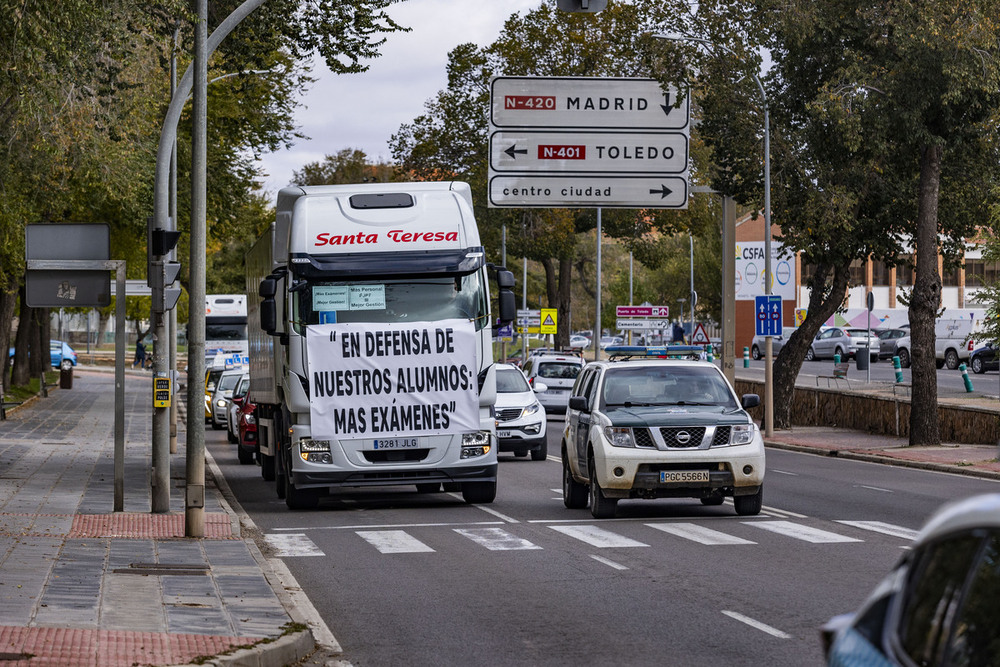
[[171, 630, 315, 667], [765, 440, 1000, 481]]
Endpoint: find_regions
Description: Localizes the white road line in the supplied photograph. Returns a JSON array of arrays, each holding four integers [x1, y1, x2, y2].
[[760, 505, 808, 519], [546, 455, 561, 463], [549, 525, 649, 548], [549, 489, 562, 494], [590, 555, 629, 570], [747, 520, 862, 543], [858, 485, 893, 493], [272, 521, 504, 531], [721, 610, 791, 639], [264, 533, 325, 557], [357, 530, 435, 554], [455, 527, 542, 551], [770, 469, 799, 476], [445, 493, 520, 523], [647, 522, 756, 545], [836, 520, 919, 541]]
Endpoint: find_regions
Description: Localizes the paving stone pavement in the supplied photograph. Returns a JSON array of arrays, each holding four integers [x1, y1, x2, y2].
[[0, 368, 316, 666]]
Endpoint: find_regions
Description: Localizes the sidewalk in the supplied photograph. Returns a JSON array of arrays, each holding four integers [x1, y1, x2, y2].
[[0, 368, 319, 667]]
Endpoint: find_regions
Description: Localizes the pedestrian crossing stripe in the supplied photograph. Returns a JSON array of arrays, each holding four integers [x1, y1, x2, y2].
[[357, 529, 434, 553], [264, 533, 326, 557], [549, 524, 648, 548], [835, 520, 919, 541], [647, 522, 756, 545], [454, 527, 542, 551], [747, 520, 862, 543]]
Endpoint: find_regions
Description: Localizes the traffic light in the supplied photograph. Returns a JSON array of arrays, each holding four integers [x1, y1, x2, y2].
[[148, 228, 182, 312], [556, 0, 607, 11]]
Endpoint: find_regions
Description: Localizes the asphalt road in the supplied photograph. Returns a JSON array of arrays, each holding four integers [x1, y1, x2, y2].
[[207, 418, 1000, 667]]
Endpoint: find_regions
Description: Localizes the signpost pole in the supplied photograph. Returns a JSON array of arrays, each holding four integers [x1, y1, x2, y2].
[[114, 261, 126, 511], [595, 208, 601, 362]]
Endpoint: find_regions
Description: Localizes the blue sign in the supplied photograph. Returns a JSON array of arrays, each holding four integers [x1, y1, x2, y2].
[[755, 295, 782, 336]]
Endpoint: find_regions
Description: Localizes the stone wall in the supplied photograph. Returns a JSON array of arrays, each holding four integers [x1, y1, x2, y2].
[[735, 379, 1000, 444]]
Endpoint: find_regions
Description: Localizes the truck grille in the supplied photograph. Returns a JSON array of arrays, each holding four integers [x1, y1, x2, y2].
[[659, 427, 705, 448], [711, 426, 731, 447], [496, 408, 523, 422]]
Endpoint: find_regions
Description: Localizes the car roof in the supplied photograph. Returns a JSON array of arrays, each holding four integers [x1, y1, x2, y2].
[[913, 494, 1000, 548]]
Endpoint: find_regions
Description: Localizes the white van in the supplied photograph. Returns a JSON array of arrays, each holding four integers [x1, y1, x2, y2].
[[521, 352, 585, 413]]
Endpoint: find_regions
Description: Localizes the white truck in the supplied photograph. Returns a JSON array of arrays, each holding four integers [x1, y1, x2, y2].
[[893, 317, 982, 370], [246, 182, 515, 509], [205, 294, 249, 361]]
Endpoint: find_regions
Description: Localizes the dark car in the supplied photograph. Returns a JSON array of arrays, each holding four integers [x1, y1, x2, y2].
[[874, 328, 909, 360], [969, 343, 998, 374], [822, 494, 1000, 666]]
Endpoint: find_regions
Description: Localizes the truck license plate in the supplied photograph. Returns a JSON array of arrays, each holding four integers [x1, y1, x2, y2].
[[660, 470, 710, 483], [371, 438, 420, 450]]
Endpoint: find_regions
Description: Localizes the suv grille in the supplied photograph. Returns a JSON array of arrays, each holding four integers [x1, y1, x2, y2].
[[659, 427, 705, 448], [712, 426, 731, 446], [632, 428, 654, 448], [496, 408, 523, 422]]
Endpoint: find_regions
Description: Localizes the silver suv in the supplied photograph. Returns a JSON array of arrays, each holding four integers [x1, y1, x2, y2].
[[561, 351, 765, 519], [521, 352, 585, 413]]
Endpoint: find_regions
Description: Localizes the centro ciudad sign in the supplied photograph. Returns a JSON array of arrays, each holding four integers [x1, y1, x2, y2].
[[488, 76, 690, 209]]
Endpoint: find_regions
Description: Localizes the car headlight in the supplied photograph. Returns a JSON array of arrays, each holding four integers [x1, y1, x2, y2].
[[242, 413, 256, 426], [604, 426, 635, 448], [522, 402, 541, 417], [216, 398, 228, 408], [731, 424, 756, 445]]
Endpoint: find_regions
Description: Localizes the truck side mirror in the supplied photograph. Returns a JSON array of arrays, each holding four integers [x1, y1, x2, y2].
[[259, 277, 277, 298], [495, 269, 516, 324], [260, 299, 277, 335], [496, 269, 515, 290]]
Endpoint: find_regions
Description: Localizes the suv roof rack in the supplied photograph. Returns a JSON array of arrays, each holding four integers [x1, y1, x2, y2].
[[604, 345, 703, 361]]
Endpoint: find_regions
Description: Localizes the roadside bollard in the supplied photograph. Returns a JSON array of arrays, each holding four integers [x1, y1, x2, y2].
[[892, 356, 904, 383], [834, 352, 841, 366], [743, 346, 750, 368], [960, 363, 974, 392], [707, 344, 714, 363]]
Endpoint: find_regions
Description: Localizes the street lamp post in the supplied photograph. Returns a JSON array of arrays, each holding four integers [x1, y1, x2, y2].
[[656, 33, 773, 435]]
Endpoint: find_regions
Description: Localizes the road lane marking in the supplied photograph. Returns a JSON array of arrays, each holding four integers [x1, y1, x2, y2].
[[760, 505, 808, 519], [835, 520, 919, 541], [590, 555, 629, 570], [722, 610, 791, 639], [647, 522, 756, 545], [858, 485, 893, 493], [770, 469, 798, 476], [455, 527, 542, 551], [357, 530, 434, 553], [549, 525, 648, 548], [264, 533, 325, 557], [446, 494, 520, 523], [273, 521, 504, 531], [747, 520, 862, 543]]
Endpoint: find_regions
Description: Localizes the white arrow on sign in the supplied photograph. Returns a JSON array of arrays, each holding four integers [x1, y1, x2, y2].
[[490, 130, 689, 174], [489, 175, 688, 209]]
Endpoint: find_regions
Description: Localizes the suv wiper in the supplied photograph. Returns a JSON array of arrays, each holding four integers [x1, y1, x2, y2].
[[660, 401, 716, 406]]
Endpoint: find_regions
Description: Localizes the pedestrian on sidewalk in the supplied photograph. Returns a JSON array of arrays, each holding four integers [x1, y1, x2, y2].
[[132, 338, 146, 369]]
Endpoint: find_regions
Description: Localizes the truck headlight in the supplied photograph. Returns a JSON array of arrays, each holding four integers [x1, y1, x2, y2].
[[299, 439, 332, 463], [604, 426, 634, 448], [731, 424, 755, 445], [461, 431, 492, 458]]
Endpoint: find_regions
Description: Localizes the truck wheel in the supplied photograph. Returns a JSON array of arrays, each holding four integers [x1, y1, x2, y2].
[[945, 349, 960, 370], [284, 476, 319, 510], [261, 453, 275, 481], [461, 481, 496, 504], [563, 451, 588, 509], [734, 486, 763, 516], [530, 439, 548, 461], [588, 460, 617, 519]]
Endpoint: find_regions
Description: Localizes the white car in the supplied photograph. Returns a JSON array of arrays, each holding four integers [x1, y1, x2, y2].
[[570, 334, 591, 349], [521, 353, 586, 413], [493, 364, 548, 461], [561, 350, 764, 519], [210, 368, 244, 430]]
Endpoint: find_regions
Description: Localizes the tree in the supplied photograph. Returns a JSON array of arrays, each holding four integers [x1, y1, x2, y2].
[[292, 148, 399, 185], [671, 0, 1000, 438], [391, 0, 717, 348]]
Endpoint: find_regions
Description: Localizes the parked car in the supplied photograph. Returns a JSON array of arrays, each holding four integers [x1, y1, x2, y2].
[[874, 327, 909, 360], [561, 349, 764, 519], [806, 327, 879, 361], [569, 334, 591, 349], [209, 368, 244, 430], [750, 327, 798, 360], [822, 494, 1000, 666], [226, 373, 250, 444], [521, 352, 586, 413], [969, 343, 998, 374], [599, 335, 624, 349], [493, 364, 548, 461], [8, 340, 78, 370]]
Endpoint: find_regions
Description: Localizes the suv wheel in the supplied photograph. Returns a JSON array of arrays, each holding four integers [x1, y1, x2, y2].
[[562, 450, 587, 509], [734, 486, 763, 516], [588, 459, 617, 519], [945, 349, 960, 370], [530, 438, 548, 461]]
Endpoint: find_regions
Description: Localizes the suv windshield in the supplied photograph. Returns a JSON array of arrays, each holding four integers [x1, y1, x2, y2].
[[601, 366, 736, 409], [293, 274, 489, 332]]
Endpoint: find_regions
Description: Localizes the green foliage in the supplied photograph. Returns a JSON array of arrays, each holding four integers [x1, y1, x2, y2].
[[292, 149, 400, 185]]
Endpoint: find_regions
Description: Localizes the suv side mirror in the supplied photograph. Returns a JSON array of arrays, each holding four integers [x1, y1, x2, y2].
[[569, 395, 589, 412], [741, 394, 760, 409]]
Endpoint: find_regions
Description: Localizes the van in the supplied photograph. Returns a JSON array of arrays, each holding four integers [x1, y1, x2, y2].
[[521, 353, 586, 413]]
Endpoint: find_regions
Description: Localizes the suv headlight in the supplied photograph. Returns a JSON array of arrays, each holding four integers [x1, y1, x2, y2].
[[731, 424, 756, 445], [522, 402, 541, 417], [604, 426, 635, 448]]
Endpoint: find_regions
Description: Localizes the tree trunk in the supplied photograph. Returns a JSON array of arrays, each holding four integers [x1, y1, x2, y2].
[[96, 310, 110, 349], [771, 264, 851, 429], [11, 284, 32, 387], [908, 144, 943, 446], [0, 277, 18, 393], [556, 257, 573, 350]]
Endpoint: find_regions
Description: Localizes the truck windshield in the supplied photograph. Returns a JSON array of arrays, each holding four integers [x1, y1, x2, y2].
[[292, 274, 489, 333]]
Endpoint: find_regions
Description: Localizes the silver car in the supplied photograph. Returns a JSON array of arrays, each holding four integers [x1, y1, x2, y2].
[[806, 327, 879, 361], [750, 327, 798, 360]]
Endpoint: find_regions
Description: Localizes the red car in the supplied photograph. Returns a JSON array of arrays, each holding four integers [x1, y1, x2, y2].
[[236, 400, 257, 465]]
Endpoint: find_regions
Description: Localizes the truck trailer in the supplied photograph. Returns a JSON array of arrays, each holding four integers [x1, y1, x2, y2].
[[246, 182, 515, 509]]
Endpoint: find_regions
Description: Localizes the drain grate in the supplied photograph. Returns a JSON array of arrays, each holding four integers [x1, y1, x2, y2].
[[113, 562, 210, 576]]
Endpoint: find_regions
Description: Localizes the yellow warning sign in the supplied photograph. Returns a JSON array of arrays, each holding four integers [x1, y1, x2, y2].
[[540, 308, 557, 334]]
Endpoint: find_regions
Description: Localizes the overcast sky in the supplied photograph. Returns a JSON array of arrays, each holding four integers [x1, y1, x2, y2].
[[254, 0, 542, 195]]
